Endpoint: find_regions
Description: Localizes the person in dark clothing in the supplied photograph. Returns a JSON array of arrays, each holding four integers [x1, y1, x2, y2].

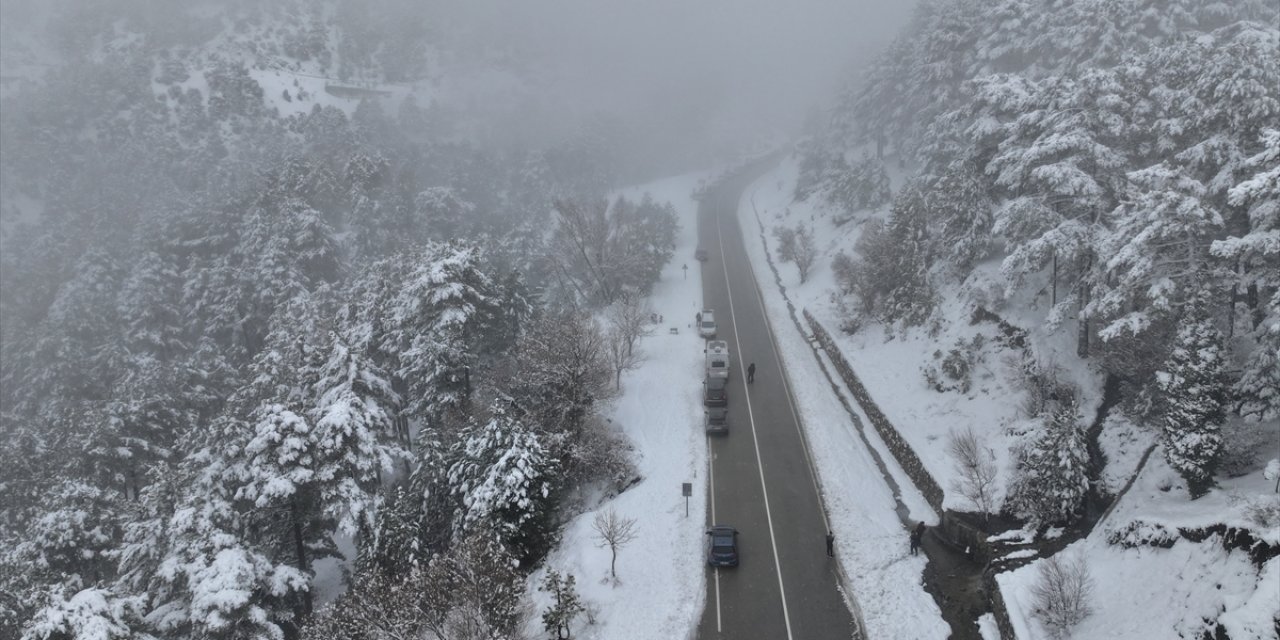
[[747, 362, 756, 383], [825, 531, 835, 557], [910, 521, 926, 555], [696, 312, 702, 325]]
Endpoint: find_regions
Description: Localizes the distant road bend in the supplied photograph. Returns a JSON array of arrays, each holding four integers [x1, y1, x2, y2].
[[697, 172, 862, 640]]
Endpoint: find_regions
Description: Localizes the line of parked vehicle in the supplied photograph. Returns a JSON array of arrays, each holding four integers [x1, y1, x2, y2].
[[698, 301, 740, 566]]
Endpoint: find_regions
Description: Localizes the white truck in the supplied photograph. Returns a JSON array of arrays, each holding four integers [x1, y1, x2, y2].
[[705, 339, 730, 379]]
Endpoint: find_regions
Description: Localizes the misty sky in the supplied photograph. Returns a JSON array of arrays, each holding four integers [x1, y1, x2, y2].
[[440, 0, 915, 151]]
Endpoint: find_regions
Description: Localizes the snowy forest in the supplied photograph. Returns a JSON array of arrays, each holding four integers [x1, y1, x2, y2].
[[0, 1, 681, 637], [802, 0, 1278, 505], [1, 0, 1278, 638]]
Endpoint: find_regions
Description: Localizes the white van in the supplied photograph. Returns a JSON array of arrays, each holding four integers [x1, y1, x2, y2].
[[699, 310, 717, 338], [705, 340, 730, 379]]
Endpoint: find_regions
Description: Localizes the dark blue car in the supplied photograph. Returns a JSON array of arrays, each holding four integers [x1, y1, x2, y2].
[[706, 525, 739, 567]]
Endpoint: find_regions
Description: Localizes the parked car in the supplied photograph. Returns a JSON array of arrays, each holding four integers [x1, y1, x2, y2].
[[705, 406, 729, 434], [706, 525, 739, 567], [703, 376, 728, 406], [705, 340, 730, 379], [695, 247, 709, 262], [699, 310, 717, 338]]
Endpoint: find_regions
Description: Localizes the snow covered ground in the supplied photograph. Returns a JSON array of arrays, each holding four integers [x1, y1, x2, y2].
[[522, 173, 712, 639], [1000, 452, 1280, 640]]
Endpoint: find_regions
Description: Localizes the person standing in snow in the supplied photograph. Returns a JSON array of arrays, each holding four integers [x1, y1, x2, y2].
[[747, 362, 756, 383], [910, 521, 926, 555], [825, 531, 835, 557]]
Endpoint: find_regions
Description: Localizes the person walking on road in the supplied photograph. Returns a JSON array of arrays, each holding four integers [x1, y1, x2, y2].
[[747, 362, 756, 383], [910, 521, 926, 555], [825, 531, 835, 557]]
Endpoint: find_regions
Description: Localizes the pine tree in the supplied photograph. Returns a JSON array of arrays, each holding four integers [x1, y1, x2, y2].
[[146, 416, 311, 640], [1006, 402, 1090, 525], [540, 570, 585, 640], [1156, 317, 1228, 498], [448, 403, 557, 560], [382, 242, 501, 426], [1093, 163, 1224, 341]]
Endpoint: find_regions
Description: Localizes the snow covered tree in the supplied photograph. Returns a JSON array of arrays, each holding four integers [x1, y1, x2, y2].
[[1006, 402, 1090, 525], [986, 69, 1134, 352], [1214, 129, 1280, 423], [146, 419, 311, 640], [22, 586, 150, 640], [844, 182, 937, 326], [381, 242, 501, 427], [448, 403, 557, 561], [540, 570, 585, 640], [929, 160, 994, 276], [1093, 163, 1224, 341], [1156, 316, 1228, 498], [414, 186, 475, 242], [9, 480, 123, 588]]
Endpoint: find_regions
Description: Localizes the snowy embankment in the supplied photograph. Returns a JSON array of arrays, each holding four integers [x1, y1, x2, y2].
[[737, 157, 1105, 516], [734, 162, 949, 638], [522, 173, 711, 640], [735, 153, 1280, 639]]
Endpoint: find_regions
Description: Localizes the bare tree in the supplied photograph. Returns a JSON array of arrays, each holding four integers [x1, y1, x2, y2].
[[591, 507, 638, 580], [551, 198, 616, 304], [1032, 552, 1094, 639], [604, 323, 644, 389], [607, 291, 653, 358], [948, 426, 998, 525], [793, 224, 817, 283]]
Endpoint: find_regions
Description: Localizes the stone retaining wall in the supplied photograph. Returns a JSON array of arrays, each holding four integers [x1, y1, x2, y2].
[[804, 310, 946, 510]]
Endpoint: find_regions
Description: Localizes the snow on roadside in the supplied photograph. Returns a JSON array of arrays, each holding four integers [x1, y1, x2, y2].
[[735, 165, 948, 638], [523, 173, 711, 640]]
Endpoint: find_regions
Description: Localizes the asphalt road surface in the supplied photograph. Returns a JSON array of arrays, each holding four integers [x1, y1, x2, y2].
[[697, 178, 860, 640]]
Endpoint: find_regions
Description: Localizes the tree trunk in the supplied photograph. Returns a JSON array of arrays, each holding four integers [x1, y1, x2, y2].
[[1051, 250, 1058, 306], [1077, 282, 1091, 359], [611, 547, 617, 578], [292, 498, 312, 615]]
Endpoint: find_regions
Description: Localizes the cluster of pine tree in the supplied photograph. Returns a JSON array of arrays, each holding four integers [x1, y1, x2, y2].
[[810, 0, 1277, 505], [0, 4, 669, 638]]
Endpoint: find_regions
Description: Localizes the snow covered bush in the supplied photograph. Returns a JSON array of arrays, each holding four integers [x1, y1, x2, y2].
[[1104, 520, 1178, 549], [1031, 552, 1094, 639], [1242, 495, 1280, 530], [1008, 354, 1076, 420], [1218, 418, 1272, 478], [1005, 404, 1090, 525], [923, 335, 984, 394]]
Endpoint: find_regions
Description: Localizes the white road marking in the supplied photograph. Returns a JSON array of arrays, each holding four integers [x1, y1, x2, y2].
[[737, 200, 833, 533], [714, 208, 795, 640], [708, 434, 722, 633]]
